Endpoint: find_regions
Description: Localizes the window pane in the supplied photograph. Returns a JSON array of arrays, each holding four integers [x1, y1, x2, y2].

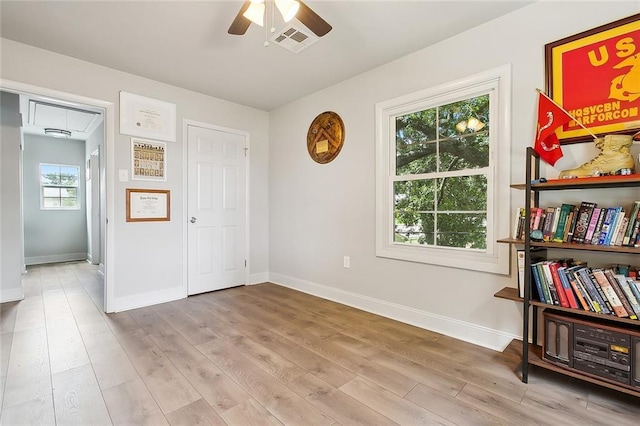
[[61, 198, 78, 208], [43, 198, 61, 208], [394, 212, 434, 245], [41, 164, 60, 185], [436, 213, 487, 249], [436, 175, 487, 211], [396, 109, 437, 175], [439, 133, 489, 172], [60, 166, 79, 186], [43, 187, 60, 197], [396, 95, 489, 175], [394, 180, 436, 245], [60, 188, 77, 198]]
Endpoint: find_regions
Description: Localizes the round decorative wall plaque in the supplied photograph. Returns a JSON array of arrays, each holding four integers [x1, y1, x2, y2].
[[306, 111, 345, 164]]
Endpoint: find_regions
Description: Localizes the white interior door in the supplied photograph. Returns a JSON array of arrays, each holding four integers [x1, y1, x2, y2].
[[187, 124, 246, 295]]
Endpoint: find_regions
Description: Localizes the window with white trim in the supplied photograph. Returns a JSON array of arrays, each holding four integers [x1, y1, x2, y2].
[[40, 163, 80, 209], [375, 65, 511, 274]]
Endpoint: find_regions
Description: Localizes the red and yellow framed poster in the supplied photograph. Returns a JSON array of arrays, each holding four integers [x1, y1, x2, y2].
[[545, 13, 640, 144]]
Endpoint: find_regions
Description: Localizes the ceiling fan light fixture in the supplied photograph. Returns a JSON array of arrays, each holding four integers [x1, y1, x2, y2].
[[275, 0, 300, 22], [44, 128, 72, 138], [243, 1, 265, 27]]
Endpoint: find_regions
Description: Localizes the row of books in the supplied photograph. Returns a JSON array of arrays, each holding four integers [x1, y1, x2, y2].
[[531, 260, 640, 320], [513, 200, 640, 247]]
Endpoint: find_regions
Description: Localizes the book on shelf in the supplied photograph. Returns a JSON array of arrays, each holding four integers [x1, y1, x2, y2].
[[541, 262, 561, 305], [553, 203, 574, 243], [549, 262, 571, 308], [584, 207, 602, 244], [575, 268, 609, 314], [550, 206, 561, 242], [556, 265, 579, 309], [566, 265, 593, 311], [531, 261, 547, 303], [627, 206, 640, 247], [589, 269, 615, 313], [622, 201, 640, 245], [615, 274, 640, 317], [592, 268, 629, 318], [613, 217, 629, 246], [532, 207, 544, 232], [566, 206, 580, 243], [627, 278, 640, 307], [604, 207, 624, 246], [573, 202, 597, 244], [595, 207, 615, 245], [604, 269, 638, 320], [513, 207, 526, 240], [542, 207, 556, 242]]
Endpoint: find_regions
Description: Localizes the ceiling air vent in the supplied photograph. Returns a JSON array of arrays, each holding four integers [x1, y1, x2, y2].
[[270, 23, 319, 53]]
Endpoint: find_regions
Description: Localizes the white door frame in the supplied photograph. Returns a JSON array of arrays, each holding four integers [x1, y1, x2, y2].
[[1, 78, 116, 313], [182, 119, 250, 297]]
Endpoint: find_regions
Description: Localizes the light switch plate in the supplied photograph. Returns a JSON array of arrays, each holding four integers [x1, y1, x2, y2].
[[118, 169, 128, 182]]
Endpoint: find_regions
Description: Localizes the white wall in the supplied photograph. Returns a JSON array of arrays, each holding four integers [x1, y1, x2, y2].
[[268, 2, 640, 350], [0, 39, 270, 311], [23, 134, 87, 265], [0, 91, 24, 303]]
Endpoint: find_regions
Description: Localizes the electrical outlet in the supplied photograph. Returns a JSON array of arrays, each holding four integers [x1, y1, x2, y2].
[[343, 256, 350, 268]]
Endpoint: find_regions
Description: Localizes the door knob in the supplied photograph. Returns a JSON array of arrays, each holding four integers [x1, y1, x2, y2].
[[190, 217, 197, 223]]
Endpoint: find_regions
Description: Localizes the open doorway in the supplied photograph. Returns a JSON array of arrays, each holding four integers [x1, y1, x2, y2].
[[0, 81, 113, 312], [21, 96, 103, 268]]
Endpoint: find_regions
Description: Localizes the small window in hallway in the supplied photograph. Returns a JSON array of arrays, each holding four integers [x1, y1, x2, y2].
[[40, 163, 80, 209]]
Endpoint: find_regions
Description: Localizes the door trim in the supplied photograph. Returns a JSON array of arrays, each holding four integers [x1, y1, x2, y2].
[[182, 119, 251, 297], [0, 78, 115, 312]]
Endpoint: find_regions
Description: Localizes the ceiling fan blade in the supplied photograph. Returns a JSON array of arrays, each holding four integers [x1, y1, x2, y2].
[[296, 1, 332, 37], [228, 1, 252, 35]]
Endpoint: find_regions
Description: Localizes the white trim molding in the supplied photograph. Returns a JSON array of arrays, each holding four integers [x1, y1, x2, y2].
[[0, 287, 25, 303]]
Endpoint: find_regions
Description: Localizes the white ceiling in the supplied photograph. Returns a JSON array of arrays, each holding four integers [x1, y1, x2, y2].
[[0, 0, 533, 111]]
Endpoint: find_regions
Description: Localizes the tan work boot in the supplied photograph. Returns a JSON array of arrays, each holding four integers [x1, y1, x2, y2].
[[559, 134, 635, 178]]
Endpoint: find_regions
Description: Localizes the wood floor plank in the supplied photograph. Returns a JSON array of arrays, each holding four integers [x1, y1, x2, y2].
[[406, 383, 508, 425], [0, 394, 55, 426], [197, 341, 335, 425], [340, 376, 454, 425], [455, 383, 556, 426], [12, 296, 45, 333], [200, 311, 356, 389], [148, 327, 251, 414], [76, 320, 140, 390], [152, 302, 221, 345], [51, 363, 112, 425], [45, 318, 91, 375], [102, 377, 169, 426], [220, 398, 285, 426], [289, 373, 398, 426], [165, 398, 227, 426], [2, 327, 52, 409]]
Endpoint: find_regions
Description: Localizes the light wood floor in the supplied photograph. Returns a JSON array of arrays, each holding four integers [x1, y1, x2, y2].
[[1, 262, 639, 425]]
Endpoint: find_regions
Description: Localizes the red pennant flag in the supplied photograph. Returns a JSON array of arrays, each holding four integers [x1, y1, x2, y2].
[[533, 92, 574, 165]]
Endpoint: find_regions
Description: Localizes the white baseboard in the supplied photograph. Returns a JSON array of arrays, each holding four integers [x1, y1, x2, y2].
[[248, 272, 269, 285], [25, 253, 87, 265], [268, 273, 517, 352], [0, 287, 24, 303], [112, 286, 185, 312]]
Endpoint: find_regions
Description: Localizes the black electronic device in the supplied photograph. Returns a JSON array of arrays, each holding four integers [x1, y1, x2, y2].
[[543, 312, 640, 391]]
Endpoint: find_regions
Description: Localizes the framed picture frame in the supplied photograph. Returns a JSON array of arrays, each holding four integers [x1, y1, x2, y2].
[[120, 92, 177, 142], [131, 138, 166, 181], [545, 13, 640, 144], [126, 188, 170, 222]]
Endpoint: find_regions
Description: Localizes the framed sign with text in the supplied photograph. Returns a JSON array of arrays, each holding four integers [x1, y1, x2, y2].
[[545, 14, 640, 144], [126, 188, 170, 222]]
